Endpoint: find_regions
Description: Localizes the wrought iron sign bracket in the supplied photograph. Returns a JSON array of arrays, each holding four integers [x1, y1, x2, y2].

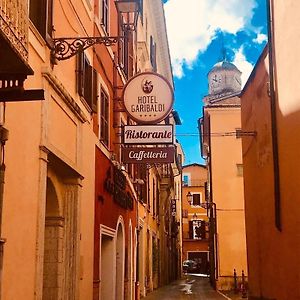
[[51, 36, 123, 61]]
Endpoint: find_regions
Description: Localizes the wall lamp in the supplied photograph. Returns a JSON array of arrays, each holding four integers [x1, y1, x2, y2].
[[186, 191, 193, 206], [51, 0, 140, 61]]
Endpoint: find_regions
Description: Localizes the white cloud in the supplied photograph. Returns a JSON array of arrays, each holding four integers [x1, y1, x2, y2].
[[253, 33, 268, 44], [164, 0, 257, 78], [233, 46, 254, 87]]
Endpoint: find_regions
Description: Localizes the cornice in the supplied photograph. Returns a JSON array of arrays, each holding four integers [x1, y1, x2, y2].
[[42, 68, 88, 123]]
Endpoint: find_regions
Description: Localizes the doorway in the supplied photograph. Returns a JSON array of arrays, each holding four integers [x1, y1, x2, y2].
[[188, 251, 209, 274], [100, 234, 114, 300], [43, 178, 63, 300], [116, 222, 125, 300]]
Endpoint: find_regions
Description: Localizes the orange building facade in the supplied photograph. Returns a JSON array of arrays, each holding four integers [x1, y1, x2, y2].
[[200, 60, 248, 291], [0, 0, 182, 299], [241, 1, 300, 299]]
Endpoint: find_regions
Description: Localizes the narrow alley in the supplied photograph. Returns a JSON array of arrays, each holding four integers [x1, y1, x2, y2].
[[143, 276, 232, 300]]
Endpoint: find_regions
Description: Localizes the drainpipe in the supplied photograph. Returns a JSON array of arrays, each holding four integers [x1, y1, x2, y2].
[[0, 125, 8, 300], [266, 0, 282, 231]]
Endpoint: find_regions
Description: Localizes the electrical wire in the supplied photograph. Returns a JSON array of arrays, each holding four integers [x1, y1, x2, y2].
[[175, 131, 256, 137]]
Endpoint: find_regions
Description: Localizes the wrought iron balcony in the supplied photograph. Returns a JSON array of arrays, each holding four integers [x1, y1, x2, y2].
[[0, 0, 31, 73], [0, 0, 44, 102]]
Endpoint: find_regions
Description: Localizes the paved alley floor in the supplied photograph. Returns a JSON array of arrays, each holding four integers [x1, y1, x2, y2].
[[143, 275, 230, 300]]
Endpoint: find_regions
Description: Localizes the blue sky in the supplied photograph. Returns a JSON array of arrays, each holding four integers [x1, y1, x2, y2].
[[163, 0, 267, 165]]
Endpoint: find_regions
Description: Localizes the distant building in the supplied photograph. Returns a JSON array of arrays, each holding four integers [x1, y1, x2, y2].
[[241, 1, 300, 299], [199, 58, 248, 290], [182, 163, 209, 275]]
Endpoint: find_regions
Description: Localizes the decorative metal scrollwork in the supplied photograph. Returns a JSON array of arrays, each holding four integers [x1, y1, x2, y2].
[[52, 36, 121, 61]]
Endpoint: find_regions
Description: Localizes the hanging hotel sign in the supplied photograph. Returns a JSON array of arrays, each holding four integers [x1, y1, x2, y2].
[[122, 146, 174, 164], [123, 124, 173, 144], [122, 72, 174, 124]]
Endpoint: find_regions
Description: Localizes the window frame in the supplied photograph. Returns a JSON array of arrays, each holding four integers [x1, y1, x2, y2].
[[191, 193, 202, 207], [29, 0, 53, 44], [192, 219, 206, 240], [183, 173, 190, 186], [101, 0, 110, 34], [100, 88, 109, 147], [76, 52, 98, 112]]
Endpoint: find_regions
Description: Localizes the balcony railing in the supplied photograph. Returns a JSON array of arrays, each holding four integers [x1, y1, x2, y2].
[[0, 0, 29, 63]]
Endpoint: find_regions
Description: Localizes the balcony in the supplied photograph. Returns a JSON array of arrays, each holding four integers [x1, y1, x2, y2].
[[0, 0, 44, 102], [0, 0, 32, 75]]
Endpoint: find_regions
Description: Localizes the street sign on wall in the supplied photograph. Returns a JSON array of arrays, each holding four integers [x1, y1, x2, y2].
[[122, 72, 174, 124], [122, 146, 174, 164], [123, 125, 173, 144]]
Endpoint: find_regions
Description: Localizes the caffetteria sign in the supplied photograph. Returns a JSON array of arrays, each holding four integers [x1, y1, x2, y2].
[[122, 72, 174, 124]]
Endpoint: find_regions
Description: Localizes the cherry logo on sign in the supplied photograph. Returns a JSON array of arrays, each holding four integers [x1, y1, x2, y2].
[[142, 79, 153, 94]]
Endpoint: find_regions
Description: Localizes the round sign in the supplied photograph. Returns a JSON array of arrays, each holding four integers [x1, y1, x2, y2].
[[122, 72, 174, 124]]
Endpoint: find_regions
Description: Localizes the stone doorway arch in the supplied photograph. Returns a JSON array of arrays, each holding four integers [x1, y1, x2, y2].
[[43, 177, 64, 300]]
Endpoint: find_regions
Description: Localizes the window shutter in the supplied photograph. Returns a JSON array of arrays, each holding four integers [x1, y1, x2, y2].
[[201, 221, 206, 239], [141, 164, 147, 204], [83, 63, 93, 108], [189, 221, 193, 239], [76, 52, 84, 96], [153, 42, 157, 72], [92, 68, 98, 113]]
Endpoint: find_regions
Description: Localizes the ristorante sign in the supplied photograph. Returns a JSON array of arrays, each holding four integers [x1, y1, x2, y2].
[[122, 72, 174, 124], [123, 125, 173, 144], [122, 147, 174, 164]]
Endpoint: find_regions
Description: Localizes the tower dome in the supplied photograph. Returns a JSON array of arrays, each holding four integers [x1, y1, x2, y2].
[[208, 60, 242, 96]]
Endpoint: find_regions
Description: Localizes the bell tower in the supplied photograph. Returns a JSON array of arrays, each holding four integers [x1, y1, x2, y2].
[[208, 60, 242, 96]]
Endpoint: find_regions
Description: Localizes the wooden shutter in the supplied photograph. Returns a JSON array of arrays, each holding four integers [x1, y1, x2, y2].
[[92, 68, 98, 113], [201, 221, 206, 239], [76, 52, 84, 96], [84, 63, 92, 106], [189, 221, 193, 239]]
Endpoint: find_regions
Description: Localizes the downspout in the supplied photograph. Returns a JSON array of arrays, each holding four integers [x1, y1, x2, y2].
[[207, 114, 218, 286], [266, 0, 282, 231], [0, 125, 8, 300]]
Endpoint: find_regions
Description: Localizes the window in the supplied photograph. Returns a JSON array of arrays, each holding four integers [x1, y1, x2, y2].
[[183, 174, 190, 186], [192, 220, 206, 240], [101, 0, 109, 34], [152, 179, 156, 216], [119, 27, 133, 78], [150, 35, 157, 72], [135, 164, 147, 203], [29, 0, 53, 41], [100, 89, 109, 146], [77, 53, 98, 112], [139, 0, 144, 24], [191, 193, 201, 206]]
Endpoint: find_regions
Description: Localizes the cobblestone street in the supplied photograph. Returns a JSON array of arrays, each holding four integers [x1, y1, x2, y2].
[[143, 275, 230, 300]]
